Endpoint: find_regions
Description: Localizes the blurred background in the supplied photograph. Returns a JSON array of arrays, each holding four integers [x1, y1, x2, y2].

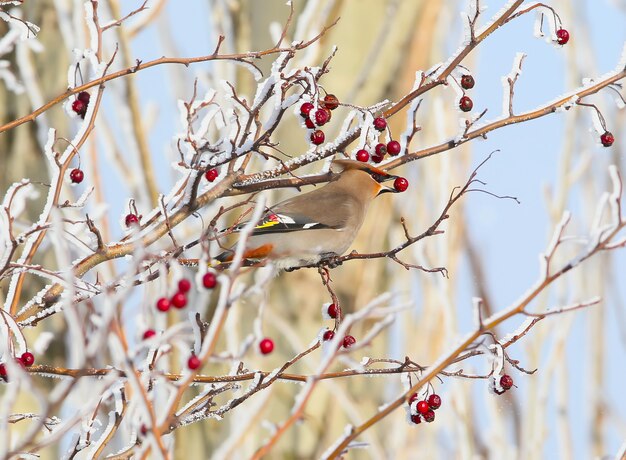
[[1, 0, 625, 458]]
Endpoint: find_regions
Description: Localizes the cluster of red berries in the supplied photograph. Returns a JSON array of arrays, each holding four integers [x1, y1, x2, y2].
[[409, 392, 442, 425], [154, 273, 217, 314], [0, 351, 35, 381], [300, 94, 340, 146], [494, 374, 515, 395], [459, 74, 475, 113], [71, 91, 90, 118], [355, 116, 405, 164], [321, 303, 356, 348]]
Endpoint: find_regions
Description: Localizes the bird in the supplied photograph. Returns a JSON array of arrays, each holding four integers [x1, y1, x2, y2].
[[215, 159, 402, 269]]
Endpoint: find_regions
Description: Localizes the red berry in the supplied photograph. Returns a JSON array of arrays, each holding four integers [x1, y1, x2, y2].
[[423, 409, 435, 423], [205, 168, 219, 182], [140, 425, 148, 436], [259, 338, 274, 355], [375, 143, 387, 157], [373, 117, 387, 131], [300, 102, 314, 117], [178, 279, 192, 293], [323, 330, 335, 341], [20, 352, 34, 367], [410, 414, 422, 424], [427, 394, 441, 410], [156, 297, 170, 312], [72, 99, 86, 115], [69, 168, 84, 184], [202, 272, 217, 289], [460, 74, 475, 89], [416, 400, 430, 414], [500, 374, 514, 390], [327, 303, 339, 319], [409, 393, 419, 404], [315, 108, 329, 126], [187, 354, 202, 370], [77, 91, 91, 104], [393, 177, 409, 192], [459, 96, 473, 112], [171, 292, 187, 309], [600, 131, 614, 147], [143, 329, 156, 340], [310, 129, 325, 145], [371, 154, 384, 164], [342, 335, 356, 348], [323, 94, 339, 110], [387, 140, 401, 156], [125, 213, 139, 227], [356, 149, 369, 162], [304, 118, 315, 129], [0, 363, 6, 379], [556, 28, 570, 45]]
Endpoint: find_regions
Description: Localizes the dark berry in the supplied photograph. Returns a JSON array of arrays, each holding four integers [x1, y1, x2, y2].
[[187, 354, 202, 370], [305, 118, 315, 129], [416, 400, 430, 414], [315, 108, 329, 126], [423, 409, 435, 423], [410, 414, 422, 424], [556, 28, 570, 45], [375, 143, 387, 157], [373, 117, 387, 131], [427, 394, 441, 410], [72, 99, 86, 115], [178, 279, 192, 293], [409, 393, 419, 404], [393, 177, 409, 192], [310, 130, 325, 145], [386, 140, 401, 156], [500, 374, 514, 390], [202, 272, 217, 289], [371, 154, 384, 164], [342, 335, 356, 348], [323, 330, 335, 341], [459, 96, 473, 112], [300, 102, 314, 117], [460, 74, 475, 89], [69, 168, 84, 184], [323, 94, 339, 110], [259, 338, 274, 355], [327, 303, 339, 319], [171, 292, 187, 309], [356, 149, 369, 162], [77, 91, 91, 104], [20, 352, 35, 367], [143, 329, 156, 340], [156, 297, 170, 312], [205, 168, 219, 182], [600, 131, 614, 147], [125, 213, 139, 227]]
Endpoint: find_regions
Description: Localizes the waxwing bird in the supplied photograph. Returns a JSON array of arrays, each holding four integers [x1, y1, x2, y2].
[[215, 159, 402, 269]]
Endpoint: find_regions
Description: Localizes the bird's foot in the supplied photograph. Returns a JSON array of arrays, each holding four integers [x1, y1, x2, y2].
[[319, 253, 343, 269]]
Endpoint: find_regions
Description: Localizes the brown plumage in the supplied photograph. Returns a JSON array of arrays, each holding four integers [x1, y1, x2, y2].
[[216, 159, 399, 268]]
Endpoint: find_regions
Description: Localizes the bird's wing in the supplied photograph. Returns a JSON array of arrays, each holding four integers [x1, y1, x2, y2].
[[231, 188, 357, 236]]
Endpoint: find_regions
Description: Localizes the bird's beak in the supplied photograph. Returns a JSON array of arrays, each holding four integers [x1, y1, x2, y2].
[[377, 174, 400, 195]]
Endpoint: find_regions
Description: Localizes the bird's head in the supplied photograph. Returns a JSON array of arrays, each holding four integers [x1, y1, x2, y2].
[[331, 159, 403, 197]]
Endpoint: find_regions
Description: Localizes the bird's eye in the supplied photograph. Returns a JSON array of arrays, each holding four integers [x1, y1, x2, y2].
[[371, 173, 387, 183]]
